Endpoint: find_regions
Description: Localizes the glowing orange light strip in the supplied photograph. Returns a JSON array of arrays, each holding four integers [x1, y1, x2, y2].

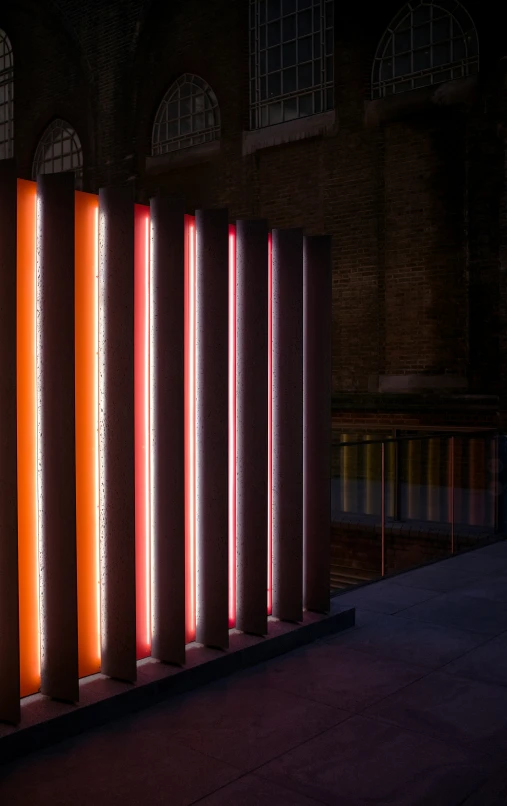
[[267, 233, 273, 615], [75, 191, 101, 677], [17, 179, 40, 697], [135, 204, 151, 659], [228, 225, 237, 628], [185, 215, 197, 643]]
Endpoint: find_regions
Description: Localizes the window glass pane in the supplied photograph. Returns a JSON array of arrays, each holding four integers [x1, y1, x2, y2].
[[432, 69, 451, 83], [299, 92, 313, 116], [268, 46, 281, 71], [180, 82, 191, 98], [268, 20, 281, 46], [167, 101, 178, 120], [325, 28, 333, 53], [283, 41, 297, 66], [413, 24, 430, 48], [326, 87, 334, 110], [396, 12, 411, 30], [282, 14, 296, 40], [313, 58, 321, 84], [394, 53, 410, 76], [282, 66, 297, 93], [412, 6, 430, 24], [325, 1, 334, 27], [268, 71, 282, 97], [260, 77, 268, 100], [180, 97, 191, 115], [260, 51, 267, 74], [250, 77, 256, 101], [298, 62, 313, 89], [314, 91, 322, 113], [381, 58, 393, 81], [298, 0, 312, 9], [433, 17, 450, 42], [259, 0, 266, 24], [298, 35, 312, 62], [433, 42, 451, 67], [282, 0, 296, 12], [261, 106, 268, 126], [393, 79, 411, 92], [193, 113, 204, 131], [313, 31, 322, 54], [267, 0, 280, 21], [394, 29, 410, 53], [168, 121, 178, 139], [180, 116, 191, 134], [298, 9, 312, 36], [283, 96, 298, 119], [269, 101, 282, 124], [413, 48, 431, 72], [326, 55, 333, 81], [453, 38, 465, 60], [260, 25, 266, 48]]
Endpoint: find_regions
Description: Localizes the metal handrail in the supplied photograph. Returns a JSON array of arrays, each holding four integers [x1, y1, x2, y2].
[[333, 429, 502, 577], [334, 428, 497, 449]]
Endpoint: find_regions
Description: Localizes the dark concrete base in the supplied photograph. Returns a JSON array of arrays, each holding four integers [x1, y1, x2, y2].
[[0, 606, 355, 765]]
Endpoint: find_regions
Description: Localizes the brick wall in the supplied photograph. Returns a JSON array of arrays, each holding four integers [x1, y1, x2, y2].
[[3, 0, 507, 417]]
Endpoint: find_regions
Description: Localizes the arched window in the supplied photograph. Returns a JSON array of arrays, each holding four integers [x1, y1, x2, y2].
[[32, 119, 83, 184], [249, 0, 334, 130], [152, 74, 220, 155], [0, 29, 14, 160], [372, 1, 478, 99]]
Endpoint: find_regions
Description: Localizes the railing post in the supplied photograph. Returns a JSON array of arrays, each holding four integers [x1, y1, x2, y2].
[[450, 436, 455, 555], [381, 441, 385, 577]]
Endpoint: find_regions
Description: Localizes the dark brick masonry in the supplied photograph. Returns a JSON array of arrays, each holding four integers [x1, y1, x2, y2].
[[3, 0, 507, 421]]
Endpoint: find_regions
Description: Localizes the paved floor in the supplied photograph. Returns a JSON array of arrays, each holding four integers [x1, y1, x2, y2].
[[2, 542, 507, 805]]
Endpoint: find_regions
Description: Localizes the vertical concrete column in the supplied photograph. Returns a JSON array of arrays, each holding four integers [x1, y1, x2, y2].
[[99, 184, 136, 682], [195, 208, 229, 649], [0, 161, 20, 722], [150, 195, 186, 664], [236, 219, 269, 635], [37, 173, 78, 702], [272, 228, 303, 623], [303, 235, 331, 613]]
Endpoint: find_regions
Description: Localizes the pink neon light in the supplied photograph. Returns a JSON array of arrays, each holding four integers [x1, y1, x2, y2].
[[185, 216, 197, 643], [134, 204, 151, 659], [228, 225, 237, 628], [267, 233, 273, 615]]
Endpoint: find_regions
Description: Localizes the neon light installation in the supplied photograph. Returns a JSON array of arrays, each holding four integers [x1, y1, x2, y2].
[[184, 215, 197, 643], [267, 232, 273, 615], [228, 225, 237, 628], [134, 204, 151, 659], [17, 180, 40, 696], [75, 191, 101, 676]]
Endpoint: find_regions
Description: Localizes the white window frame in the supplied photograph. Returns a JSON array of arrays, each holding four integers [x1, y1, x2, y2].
[[372, 0, 478, 99], [0, 29, 14, 160], [152, 74, 220, 156], [249, 0, 334, 130], [32, 119, 83, 186]]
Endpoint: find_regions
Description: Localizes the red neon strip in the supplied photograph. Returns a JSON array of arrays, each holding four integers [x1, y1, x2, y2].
[[267, 233, 273, 615], [75, 191, 101, 677], [134, 204, 151, 659], [228, 225, 237, 628], [185, 215, 197, 643]]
